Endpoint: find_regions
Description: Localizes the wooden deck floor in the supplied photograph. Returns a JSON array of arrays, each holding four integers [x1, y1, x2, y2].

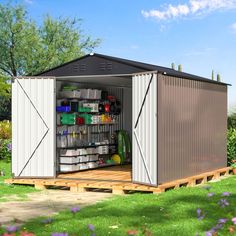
[[58, 165, 132, 182], [5, 165, 233, 195]]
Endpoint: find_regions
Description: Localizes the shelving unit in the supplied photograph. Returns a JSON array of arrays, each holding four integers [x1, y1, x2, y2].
[[56, 88, 121, 173]]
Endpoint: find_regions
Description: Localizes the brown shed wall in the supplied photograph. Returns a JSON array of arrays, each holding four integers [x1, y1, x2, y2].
[[157, 74, 227, 184]]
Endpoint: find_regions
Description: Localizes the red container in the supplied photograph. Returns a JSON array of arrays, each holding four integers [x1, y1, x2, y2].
[[76, 117, 85, 125]]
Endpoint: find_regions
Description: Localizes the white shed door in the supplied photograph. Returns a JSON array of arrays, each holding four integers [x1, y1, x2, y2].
[[12, 77, 55, 178], [132, 72, 157, 186]]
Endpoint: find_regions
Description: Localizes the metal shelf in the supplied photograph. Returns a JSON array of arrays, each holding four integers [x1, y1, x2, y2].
[[57, 123, 118, 126], [57, 143, 117, 149]]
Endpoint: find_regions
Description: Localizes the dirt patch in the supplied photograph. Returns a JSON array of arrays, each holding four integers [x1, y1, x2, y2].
[[0, 189, 112, 225]]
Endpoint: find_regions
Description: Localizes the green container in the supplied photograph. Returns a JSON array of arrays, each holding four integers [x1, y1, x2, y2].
[[61, 113, 76, 125], [78, 106, 92, 112], [79, 114, 92, 124]]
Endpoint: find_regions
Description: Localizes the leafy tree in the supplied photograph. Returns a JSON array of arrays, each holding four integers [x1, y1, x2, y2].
[[217, 73, 221, 82], [0, 3, 100, 77]]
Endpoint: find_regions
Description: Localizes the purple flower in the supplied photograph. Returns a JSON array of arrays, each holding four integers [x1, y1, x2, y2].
[[6, 143, 12, 152], [205, 231, 213, 236], [207, 192, 215, 197], [42, 218, 53, 224], [218, 218, 227, 224], [232, 217, 236, 224], [5, 225, 19, 233], [222, 192, 231, 197], [71, 206, 80, 214], [218, 199, 229, 208], [88, 224, 95, 231], [51, 233, 68, 236], [197, 208, 205, 220]]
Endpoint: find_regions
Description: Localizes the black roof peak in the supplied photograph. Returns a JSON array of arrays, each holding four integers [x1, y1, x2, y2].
[[36, 52, 230, 86]]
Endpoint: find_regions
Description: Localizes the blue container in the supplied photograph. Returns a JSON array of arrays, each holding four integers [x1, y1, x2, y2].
[[56, 106, 71, 112]]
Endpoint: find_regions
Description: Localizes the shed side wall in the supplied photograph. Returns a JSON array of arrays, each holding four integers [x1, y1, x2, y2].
[[158, 74, 227, 184]]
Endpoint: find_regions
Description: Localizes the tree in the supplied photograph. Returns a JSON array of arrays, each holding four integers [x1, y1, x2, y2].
[[0, 3, 100, 77], [217, 73, 221, 82]]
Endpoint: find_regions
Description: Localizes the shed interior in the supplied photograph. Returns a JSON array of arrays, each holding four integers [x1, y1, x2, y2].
[[56, 75, 133, 180]]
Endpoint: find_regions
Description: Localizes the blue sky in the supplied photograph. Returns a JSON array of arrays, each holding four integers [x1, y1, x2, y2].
[[1, 0, 236, 111]]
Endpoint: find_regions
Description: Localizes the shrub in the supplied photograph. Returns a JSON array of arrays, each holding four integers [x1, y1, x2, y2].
[[228, 110, 236, 129], [0, 120, 11, 139], [0, 96, 11, 121], [0, 139, 11, 160], [227, 128, 236, 165]]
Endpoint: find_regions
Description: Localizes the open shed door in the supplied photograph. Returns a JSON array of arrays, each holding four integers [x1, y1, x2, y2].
[[132, 72, 158, 186], [12, 77, 56, 178]]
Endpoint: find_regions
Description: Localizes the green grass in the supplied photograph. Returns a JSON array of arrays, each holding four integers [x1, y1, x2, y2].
[[2, 175, 234, 236], [0, 160, 38, 202]]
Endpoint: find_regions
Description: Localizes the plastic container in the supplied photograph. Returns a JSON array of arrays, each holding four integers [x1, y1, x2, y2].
[[67, 134, 77, 147], [79, 155, 89, 162], [77, 148, 88, 155], [60, 149, 79, 156], [59, 90, 81, 98], [61, 113, 76, 125], [89, 154, 99, 161], [56, 106, 71, 112], [87, 162, 98, 169], [78, 163, 88, 170], [83, 103, 99, 112], [87, 147, 97, 154], [60, 164, 78, 172], [94, 90, 101, 99], [57, 135, 67, 148], [60, 156, 79, 164], [97, 145, 109, 154]]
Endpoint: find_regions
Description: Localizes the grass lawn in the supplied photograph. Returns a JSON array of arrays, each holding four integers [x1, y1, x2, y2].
[[1, 175, 234, 236], [0, 160, 38, 202]]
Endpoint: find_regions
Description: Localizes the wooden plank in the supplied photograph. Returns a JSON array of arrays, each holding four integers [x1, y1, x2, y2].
[[35, 184, 47, 190]]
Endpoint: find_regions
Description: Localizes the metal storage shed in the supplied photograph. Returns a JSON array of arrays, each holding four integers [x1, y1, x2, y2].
[[12, 53, 229, 186]]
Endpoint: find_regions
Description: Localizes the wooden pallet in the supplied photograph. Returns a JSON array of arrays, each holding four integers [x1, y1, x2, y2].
[[4, 166, 233, 195]]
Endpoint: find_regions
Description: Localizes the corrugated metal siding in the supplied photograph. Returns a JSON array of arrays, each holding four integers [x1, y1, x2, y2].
[[12, 77, 56, 177], [158, 74, 227, 184], [132, 72, 157, 186]]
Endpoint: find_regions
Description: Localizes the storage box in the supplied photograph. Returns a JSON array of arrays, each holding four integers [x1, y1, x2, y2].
[[59, 90, 81, 98], [60, 164, 78, 172], [60, 149, 79, 156], [97, 145, 109, 154], [87, 162, 98, 168], [87, 147, 97, 154], [89, 154, 99, 161], [61, 113, 76, 125], [78, 163, 88, 170], [56, 106, 71, 112], [83, 103, 99, 112], [60, 156, 79, 164], [77, 148, 88, 155], [79, 155, 89, 162]]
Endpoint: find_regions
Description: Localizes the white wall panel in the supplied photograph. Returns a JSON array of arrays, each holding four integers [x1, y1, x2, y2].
[[12, 77, 55, 177]]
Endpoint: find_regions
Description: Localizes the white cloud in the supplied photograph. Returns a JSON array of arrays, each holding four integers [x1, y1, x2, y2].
[[24, 0, 33, 4], [142, 0, 236, 21], [231, 22, 236, 32]]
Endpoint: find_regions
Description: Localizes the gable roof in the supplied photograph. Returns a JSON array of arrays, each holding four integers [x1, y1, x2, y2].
[[36, 53, 230, 86]]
